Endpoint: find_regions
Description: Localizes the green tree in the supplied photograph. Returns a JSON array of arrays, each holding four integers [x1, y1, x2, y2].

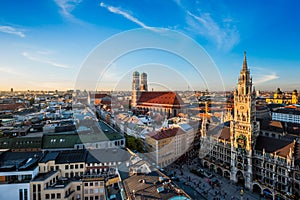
[[29, 97, 35, 106]]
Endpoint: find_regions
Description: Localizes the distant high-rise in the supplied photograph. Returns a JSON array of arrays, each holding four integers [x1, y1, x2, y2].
[[10, 88, 13, 93]]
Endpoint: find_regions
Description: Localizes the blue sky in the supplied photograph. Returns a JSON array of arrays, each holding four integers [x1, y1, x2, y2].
[[0, 0, 300, 91]]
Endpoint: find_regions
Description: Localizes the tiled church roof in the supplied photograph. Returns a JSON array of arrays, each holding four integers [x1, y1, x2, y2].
[[147, 127, 186, 140], [137, 92, 184, 107]]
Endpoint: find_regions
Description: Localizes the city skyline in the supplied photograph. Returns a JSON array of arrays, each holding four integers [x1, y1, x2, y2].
[[0, 0, 300, 91]]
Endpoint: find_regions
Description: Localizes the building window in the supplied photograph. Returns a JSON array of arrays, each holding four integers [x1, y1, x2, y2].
[[51, 194, 55, 199], [90, 182, 93, 186], [33, 184, 36, 192], [57, 193, 61, 199], [84, 189, 88, 194], [77, 186, 81, 191], [84, 182, 88, 186], [90, 189, 93, 194], [65, 165, 69, 170], [38, 184, 41, 200], [70, 165, 74, 169], [85, 197, 88, 200], [75, 164, 78, 169], [24, 189, 28, 200], [80, 164, 84, 168], [45, 194, 50, 199], [90, 197, 94, 200], [19, 189, 23, 200], [95, 182, 98, 186], [56, 166, 59, 170]]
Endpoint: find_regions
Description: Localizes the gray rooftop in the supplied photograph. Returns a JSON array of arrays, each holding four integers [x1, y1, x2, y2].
[[86, 148, 130, 164]]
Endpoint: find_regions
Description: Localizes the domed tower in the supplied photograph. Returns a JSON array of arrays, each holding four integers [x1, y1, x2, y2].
[[131, 71, 140, 107], [274, 88, 283, 99], [140, 72, 148, 92], [292, 89, 298, 104]]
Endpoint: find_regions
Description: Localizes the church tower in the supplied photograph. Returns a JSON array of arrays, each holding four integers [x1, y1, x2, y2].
[[131, 71, 140, 107], [230, 52, 259, 190], [140, 72, 148, 92]]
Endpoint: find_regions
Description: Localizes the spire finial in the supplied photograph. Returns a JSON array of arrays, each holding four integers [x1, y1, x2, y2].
[[243, 51, 247, 70]]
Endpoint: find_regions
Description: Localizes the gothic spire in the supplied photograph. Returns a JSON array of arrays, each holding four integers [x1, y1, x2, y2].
[[243, 51, 248, 71]]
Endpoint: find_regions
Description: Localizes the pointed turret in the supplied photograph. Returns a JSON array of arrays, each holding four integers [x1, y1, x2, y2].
[[238, 51, 252, 95], [242, 51, 248, 71]]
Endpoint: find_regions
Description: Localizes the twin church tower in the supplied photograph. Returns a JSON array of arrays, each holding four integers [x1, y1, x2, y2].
[[131, 71, 148, 107]]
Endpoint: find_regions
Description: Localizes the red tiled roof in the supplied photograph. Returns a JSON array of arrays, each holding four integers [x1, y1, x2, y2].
[[0, 103, 25, 111], [210, 125, 230, 141], [219, 126, 230, 140], [260, 119, 283, 133], [255, 136, 294, 157], [90, 93, 110, 99], [147, 127, 185, 140], [137, 92, 184, 107]]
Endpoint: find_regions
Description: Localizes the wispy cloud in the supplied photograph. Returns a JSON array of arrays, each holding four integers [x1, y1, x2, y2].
[[252, 67, 279, 84], [100, 2, 156, 31], [174, 0, 239, 51], [22, 51, 71, 69], [54, 0, 82, 22], [0, 67, 21, 76], [186, 11, 239, 51], [0, 25, 25, 38]]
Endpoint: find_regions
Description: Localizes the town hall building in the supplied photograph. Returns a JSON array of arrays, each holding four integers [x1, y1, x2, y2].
[[200, 52, 300, 200]]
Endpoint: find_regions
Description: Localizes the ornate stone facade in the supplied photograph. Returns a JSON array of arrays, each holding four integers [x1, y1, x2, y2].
[[230, 51, 260, 190], [199, 52, 300, 200]]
